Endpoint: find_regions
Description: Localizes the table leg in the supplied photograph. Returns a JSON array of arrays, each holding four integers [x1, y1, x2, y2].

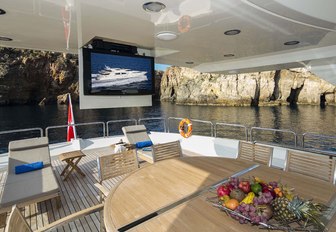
[[60, 162, 71, 176], [70, 157, 85, 176], [63, 157, 85, 180]]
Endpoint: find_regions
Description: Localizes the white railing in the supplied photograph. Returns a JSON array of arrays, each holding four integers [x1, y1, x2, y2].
[[214, 122, 248, 141], [0, 127, 43, 137], [250, 127, 297, 147], [45, 122, 106, 140], [138, 117, 167, 132], [2, 118, 336, 154], [106, 119, 137, 136]]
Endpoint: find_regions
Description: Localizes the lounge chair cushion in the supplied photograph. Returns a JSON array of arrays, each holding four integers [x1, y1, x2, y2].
[[15, 161, 44, 174], [0, 166, 59, 208], [8, 137, 51, 174], [9, 137, 49, 151], [122, 125, 151, 145]]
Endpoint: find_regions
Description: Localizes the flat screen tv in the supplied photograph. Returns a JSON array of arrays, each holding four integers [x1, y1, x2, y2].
[[82, 48, 155, 95]]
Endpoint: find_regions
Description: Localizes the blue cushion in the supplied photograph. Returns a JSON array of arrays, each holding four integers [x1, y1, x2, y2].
[[15, 162, 44, 174], [135, 140, 153, 149]]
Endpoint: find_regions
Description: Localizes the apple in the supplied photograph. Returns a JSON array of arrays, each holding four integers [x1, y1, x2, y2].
[[262, 186, 276, 199], [217, 184, 232, 197], [238, 180, 251, 193]]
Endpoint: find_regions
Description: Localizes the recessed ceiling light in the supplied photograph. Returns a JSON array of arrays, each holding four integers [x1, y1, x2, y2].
[[224, 29, 241, 36], [0, 36, 12, 41], [156, 31, 177, 41], [0, 9, 6, 15], [143, 2, 166, 12], [284, 40, 300, 45], [185, 61, 194, 64], [224, 54, 234, 57]]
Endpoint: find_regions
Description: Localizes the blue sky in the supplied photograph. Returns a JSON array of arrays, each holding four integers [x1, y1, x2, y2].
[[155, 63, 170, 71]]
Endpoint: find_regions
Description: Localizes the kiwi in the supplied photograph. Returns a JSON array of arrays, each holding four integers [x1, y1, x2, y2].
[[230, 189, 246, 202]]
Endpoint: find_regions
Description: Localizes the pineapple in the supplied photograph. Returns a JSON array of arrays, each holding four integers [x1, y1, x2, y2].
[[271, 196, 327, 230], [271, 197, 296, 221]]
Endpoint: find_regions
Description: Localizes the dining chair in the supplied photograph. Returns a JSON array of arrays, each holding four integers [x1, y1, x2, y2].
[[95, 149, 139, 203], [237, 141, 254, 161], [237, 141, 273, 166], [5, 203, 103, 232], [95, 149, 138, 231], [152, 140, 183, 162], [254, 143, 273, 167], [284, 149, 336, 183]]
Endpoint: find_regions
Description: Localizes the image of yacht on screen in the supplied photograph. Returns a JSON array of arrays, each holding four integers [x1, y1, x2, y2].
[[89, 51, 154, 95]]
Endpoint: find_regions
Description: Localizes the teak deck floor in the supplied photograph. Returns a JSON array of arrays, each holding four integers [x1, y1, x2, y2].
[[0, 146, 124, 232]]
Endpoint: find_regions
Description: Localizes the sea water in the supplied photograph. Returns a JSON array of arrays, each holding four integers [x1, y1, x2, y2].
[[0, 101, 335, 153]]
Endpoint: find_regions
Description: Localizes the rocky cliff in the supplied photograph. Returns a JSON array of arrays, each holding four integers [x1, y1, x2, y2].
[[0, 48, 79, 105], [160, 67, 336, 106]]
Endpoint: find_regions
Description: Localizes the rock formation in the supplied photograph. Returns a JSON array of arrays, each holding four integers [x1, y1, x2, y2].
[[1, 47, 335, 107], [160, 67, 336, 106], [0, 47, 78, 105]]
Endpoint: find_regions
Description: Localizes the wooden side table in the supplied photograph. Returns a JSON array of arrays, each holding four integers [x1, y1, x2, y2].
[[59, 150, 86, 180]]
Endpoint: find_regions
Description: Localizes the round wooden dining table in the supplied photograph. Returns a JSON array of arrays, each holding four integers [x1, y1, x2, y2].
[[104, 157, 336, 232]]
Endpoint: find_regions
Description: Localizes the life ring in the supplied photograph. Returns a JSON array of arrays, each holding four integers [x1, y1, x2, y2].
[[178, 15, 191, 33], [179, 118, 192, 138]]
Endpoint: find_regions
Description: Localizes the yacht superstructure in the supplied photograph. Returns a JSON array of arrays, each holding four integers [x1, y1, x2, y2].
[[0, 0, 335, 83]]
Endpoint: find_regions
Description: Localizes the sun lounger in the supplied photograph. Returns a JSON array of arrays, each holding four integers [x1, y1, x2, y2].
[[122, 125, 151, 144], [122, 125, 154, 163], [0, 137, 60, 226]]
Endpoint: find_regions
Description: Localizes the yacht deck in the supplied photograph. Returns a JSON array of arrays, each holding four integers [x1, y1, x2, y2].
[[0, 146, 125, 232]]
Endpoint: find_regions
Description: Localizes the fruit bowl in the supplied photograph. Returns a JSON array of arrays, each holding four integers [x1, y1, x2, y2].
[[209, 177, 328, 231]]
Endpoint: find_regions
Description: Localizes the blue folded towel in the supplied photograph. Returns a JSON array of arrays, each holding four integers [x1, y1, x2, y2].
[[15, 161, 44, 174], [136, 140, 153, 149]]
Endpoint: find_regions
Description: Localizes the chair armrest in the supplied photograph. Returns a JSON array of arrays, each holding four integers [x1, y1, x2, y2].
[[94, 183, 110, 197], [36, 203, 104, 232]]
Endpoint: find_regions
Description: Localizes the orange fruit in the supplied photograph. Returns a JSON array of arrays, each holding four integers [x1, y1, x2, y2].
[[224, 199, 239, 210]]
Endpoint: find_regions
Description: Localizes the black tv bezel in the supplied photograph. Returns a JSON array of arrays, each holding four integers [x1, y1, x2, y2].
[[82, 47, 155, 96]]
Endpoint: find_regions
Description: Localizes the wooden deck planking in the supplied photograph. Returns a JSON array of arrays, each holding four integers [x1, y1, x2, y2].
[[0, 146, 122, 232]]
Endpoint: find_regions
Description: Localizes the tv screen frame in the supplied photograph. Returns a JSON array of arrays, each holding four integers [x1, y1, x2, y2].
[[82, 47, 155, 96]]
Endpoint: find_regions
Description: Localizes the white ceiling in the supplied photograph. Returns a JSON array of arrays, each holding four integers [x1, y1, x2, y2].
[[0, 0, 336, 82]]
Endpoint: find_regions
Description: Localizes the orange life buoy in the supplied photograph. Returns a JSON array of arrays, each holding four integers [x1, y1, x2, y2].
[[178, 15, 191, 33], [179, 118, 192, 138]]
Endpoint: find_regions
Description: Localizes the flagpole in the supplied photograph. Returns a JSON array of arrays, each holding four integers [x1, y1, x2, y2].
[[68, 93, 77, 139]]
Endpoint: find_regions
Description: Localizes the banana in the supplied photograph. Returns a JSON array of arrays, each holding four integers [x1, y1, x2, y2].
[[240, 192, 255, 204]]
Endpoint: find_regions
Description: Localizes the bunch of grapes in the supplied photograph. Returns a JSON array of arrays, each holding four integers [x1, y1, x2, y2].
[[231, 203, 268, 224], [231, 203, 254, 224], [253, 191, 273, 205], [268, 181, 278, 188], [229, 177, 239, 188]]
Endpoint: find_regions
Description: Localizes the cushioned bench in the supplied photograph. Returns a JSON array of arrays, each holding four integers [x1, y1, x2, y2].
[[0, 137, 60, 226]]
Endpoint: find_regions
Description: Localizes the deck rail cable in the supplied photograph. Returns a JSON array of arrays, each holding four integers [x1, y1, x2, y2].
[[0, 127, 44, 137], [46, 121, 106, 139], [167, 117, 214, 136], [138, 117, 167, 132], [302, 132, 336, 155], [106, 119, 137, 136], [250, 127, 297, 147], [214, 122, 249, 141]]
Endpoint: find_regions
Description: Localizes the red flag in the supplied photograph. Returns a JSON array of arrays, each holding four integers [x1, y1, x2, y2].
[[67, 93, 76, 141]]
